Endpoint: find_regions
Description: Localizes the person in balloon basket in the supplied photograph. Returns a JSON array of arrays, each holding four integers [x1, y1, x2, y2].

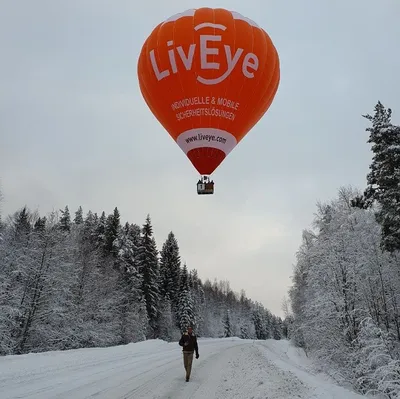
[[179, 326, 199, 382]]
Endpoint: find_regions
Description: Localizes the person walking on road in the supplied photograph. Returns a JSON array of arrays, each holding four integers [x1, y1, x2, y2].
[[178, 326, 199, 382]]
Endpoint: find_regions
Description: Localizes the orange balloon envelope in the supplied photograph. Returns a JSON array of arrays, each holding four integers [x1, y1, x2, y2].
[[137, 7, 280, 177]]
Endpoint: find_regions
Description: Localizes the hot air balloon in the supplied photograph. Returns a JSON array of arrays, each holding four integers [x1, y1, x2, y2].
[[137, 8, 280, 195]]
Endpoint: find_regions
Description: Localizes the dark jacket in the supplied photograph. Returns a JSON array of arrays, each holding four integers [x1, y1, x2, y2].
[[179, 332, 199, 354]]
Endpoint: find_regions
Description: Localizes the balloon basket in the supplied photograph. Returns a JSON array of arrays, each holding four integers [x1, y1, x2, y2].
[[197, 176, 214, 195]]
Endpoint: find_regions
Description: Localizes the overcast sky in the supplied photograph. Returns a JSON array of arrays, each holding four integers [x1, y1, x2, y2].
[[1, 0, 399, 317]]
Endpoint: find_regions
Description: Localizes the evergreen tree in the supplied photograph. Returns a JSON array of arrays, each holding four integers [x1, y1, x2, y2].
[[83, 211, 96, 242], [127, 223, 142, 276], [190, 269, 205, 335], [13, 207, 31, 239], [252, 305, 267, 339], [188, 270, 194, 289], [113, 222, 141, 285], [113, 223, 146, 344], [159, 232, 181, 310], [354, 101, 400, 252], [137, 215, 160, 338], [112, 220, 144, 343], [128, 224, 142, 265], [179, 263, 188, 293], [223, 309, 232, 337], [95, 211, 107, 250], [74, 206, 84, 225], [0, 187, 3, 233], [240, 323, 250, 339], [271, 316, 283, 340], [59, 206, 71, 232], [34, 217, 46, 232], [262, 309, 272, 339], [104, 207, 121, 255], [93, 212, 99, 224], [158, 294, 177, 342], [178, 263, 196, 332]]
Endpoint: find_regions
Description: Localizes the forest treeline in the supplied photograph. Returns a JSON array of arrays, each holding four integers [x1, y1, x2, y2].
[[0, 200, 284, 356], [286, 101, 400, 398]]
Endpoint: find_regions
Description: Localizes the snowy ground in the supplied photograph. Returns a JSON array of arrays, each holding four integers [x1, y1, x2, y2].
[[0, 338, 366, 399]]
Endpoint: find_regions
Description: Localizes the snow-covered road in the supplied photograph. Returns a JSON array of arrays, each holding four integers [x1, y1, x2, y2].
[[0, 338, 364, 399]]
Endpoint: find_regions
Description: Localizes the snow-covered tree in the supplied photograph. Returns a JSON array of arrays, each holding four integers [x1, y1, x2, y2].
[[223, 309, 232, 337], [240, 323, 250, 339], [13, 206, 32, 239], [34, 216, 46, 232], [59, 206, 71, 232], [95, 211, 107, 250], [271, 316, 283, 340], [104, 207, 121, 255], [74, 206, 83, 225], [111, 222, 145, 343], [354, 101, 400, 252], [178, 263, 196, 332], [252, 304, 269, 340], [0, 187, 3, 234], [350, 317, 400, 397], [159, 231, 181, 312], [137, 215, 160, 338], [158, 294, 180, 342]]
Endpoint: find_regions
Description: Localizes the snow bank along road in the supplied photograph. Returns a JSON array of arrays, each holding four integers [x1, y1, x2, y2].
[[0, 338, 365, 399]]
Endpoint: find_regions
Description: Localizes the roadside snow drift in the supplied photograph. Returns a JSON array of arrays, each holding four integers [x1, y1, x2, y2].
[[0, 338, 365, 399]]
